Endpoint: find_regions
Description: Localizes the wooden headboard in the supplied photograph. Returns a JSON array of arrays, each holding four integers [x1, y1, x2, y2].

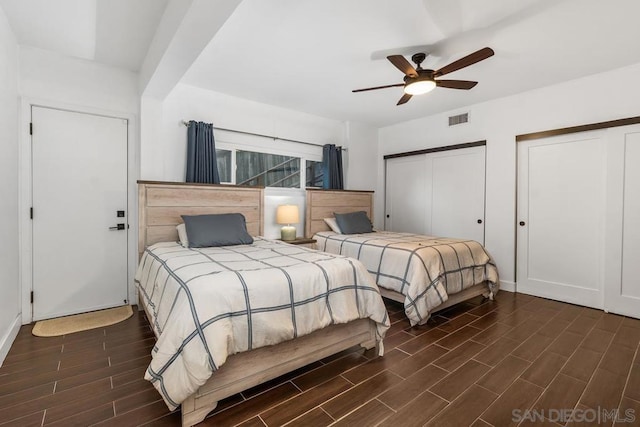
[[138, 181, 264, 258], [305, 189, 374, 237]]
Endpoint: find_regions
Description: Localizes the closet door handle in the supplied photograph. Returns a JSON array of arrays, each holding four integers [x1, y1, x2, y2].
[[519, 221, 526, 226], [477, 219, 483, 224]]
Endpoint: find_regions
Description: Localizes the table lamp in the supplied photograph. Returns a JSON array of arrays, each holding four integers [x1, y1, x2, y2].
[[276, 204, 299, 241]]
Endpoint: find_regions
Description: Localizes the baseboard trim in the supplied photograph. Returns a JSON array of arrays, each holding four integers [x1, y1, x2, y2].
[[499, 280, 516, 293], [0, 314, 22, 366]]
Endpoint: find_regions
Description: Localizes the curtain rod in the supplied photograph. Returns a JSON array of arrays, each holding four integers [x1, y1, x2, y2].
[[182, 120, 346, 151]]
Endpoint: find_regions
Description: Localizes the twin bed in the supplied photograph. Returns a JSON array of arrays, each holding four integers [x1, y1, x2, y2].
[[136, 181, 389, 426], [305, 189, 499, 326], [135, 182, 499, 426]]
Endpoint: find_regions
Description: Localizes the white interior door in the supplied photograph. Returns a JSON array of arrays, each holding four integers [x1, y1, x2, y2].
[[32, 106, 128, 320], [605, 126, 640, 317], [517, 132, 606, 308], [385, 155, 428, 233], [428, 147, 486, 243]]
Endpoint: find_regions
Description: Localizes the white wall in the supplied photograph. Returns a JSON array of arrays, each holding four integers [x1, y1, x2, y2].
[[18, 46, 141, 317], [0, 6, 21, 364], [345, 121, 378, 190], [144, 83, 348, 237], [374, 62, 640, 289], [20, 46, 139, 113]]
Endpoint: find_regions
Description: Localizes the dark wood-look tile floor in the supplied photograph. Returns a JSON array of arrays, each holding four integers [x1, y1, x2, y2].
[[1, 292, 639, 426]]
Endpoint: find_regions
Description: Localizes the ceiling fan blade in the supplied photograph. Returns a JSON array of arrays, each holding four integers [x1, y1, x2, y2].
[[397, 93, 412, 105], [434, 47, 494, 77], [352, 83, 404, 93], [436, 79, 478, 90], [387, 55, 418, 77]]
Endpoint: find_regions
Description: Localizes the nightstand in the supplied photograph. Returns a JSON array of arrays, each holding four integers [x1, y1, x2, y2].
[[279, 237, 317, 249]]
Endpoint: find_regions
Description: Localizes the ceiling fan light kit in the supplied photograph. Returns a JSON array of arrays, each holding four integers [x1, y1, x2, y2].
[[404, 79, 436, 95], [353, 47, 494, 105]]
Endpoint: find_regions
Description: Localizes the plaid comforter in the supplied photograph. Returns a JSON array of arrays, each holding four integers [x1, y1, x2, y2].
[[314, 231, 499, 326], [135, 238, 389, 410]]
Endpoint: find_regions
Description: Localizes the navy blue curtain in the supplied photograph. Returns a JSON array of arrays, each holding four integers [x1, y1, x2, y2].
[[186, 121, 220, 184], [321, 144, 344, 189]]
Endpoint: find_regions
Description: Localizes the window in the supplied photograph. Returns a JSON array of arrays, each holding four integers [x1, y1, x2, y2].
[[213, 143, 321, 189], [236, 150, 301, 188], [305, 160, 323, 187], [216, 149, 232, 183]]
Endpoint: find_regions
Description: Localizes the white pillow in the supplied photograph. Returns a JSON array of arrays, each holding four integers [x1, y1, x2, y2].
[[177, 223, 189, 247], [323, 217, 342, 234]]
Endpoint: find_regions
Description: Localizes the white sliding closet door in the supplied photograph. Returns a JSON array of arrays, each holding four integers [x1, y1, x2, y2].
[[429, 147, 485, 243], [384, 145, 486, 242], [385, 155, 428, 233], [517, 131, 607, 308], [604, 125, 640, 317]]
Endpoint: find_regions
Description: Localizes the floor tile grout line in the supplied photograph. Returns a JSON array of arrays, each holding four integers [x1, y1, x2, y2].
[[477, 417, 496, 427], [521, 309, 605, 423], [289, 380, 302, 393], [518, 376, 543, 389], [474, 353, 536, 424], [318, 406, 335, 422], [9, 295, 634, 427], [624, 395, 640, 405], [375, 397, 397, 414], [340, 373, 356, 386], [614, 334, 640, 416], [474, 304, 589, 426], [299, 297, 520, 425], [283, 369, 382, 425], [0, 372, 139, 423], [474, 382, 499, 396], [220, 355, 366, 425], [332, 298, 528, 427], [469, 357, 493, 369], [568, 314, 625, 415], [249, 369, 363, 425], [394, 347, 411, 357], [322, 395, 379, 426]]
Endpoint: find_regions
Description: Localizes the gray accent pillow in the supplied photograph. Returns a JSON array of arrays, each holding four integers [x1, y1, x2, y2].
[[181, 213, 254, 248], [333, 211, 373, 234]]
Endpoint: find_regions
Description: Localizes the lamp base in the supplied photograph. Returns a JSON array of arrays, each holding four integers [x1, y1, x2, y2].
[[281, 225, 296, 241]]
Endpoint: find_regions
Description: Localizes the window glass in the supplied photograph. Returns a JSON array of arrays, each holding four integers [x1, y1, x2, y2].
[[216, 149, 232, 183], [305, 160, 323, 187], [236, 150, 300, 188]]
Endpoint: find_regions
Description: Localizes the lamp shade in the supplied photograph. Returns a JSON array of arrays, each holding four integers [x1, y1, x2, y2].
[[276, 205, 299, 225]]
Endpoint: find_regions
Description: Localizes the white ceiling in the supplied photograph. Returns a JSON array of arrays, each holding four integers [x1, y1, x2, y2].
[[2, 0, 640, 127], [182, 0, 640, 127], [0, 0, 168, 71]]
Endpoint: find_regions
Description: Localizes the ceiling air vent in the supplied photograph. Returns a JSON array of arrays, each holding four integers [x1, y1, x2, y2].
[[448, 113, 468, 126]]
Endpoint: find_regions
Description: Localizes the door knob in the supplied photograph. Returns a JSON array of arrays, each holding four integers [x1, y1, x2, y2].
[[386, 215, 390, 218], [519, 221, 526, 226], [477, 219, 483, 224], [109, 223, 126, 230]]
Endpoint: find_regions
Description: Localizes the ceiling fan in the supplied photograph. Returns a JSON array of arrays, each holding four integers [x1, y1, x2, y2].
[[352, 47, 494, 105]]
